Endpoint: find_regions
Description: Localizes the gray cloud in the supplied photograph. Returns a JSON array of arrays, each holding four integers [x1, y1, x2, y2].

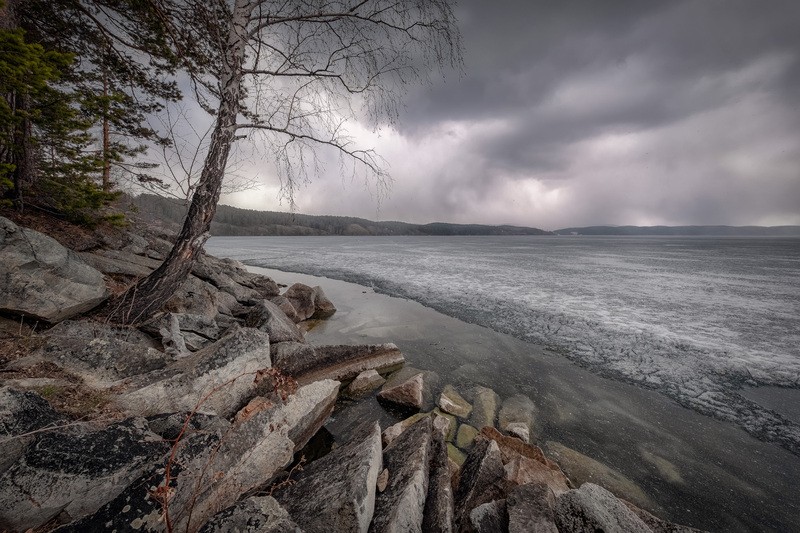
[[224, 0, 800, 229]]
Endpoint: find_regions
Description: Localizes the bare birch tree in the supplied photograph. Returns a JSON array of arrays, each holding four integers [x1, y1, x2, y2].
[[97, 0, 461, 323]]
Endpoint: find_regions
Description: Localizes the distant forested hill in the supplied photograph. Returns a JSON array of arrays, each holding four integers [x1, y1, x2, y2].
[[131, 194, 551, 236], [553, 225, 800, 236]]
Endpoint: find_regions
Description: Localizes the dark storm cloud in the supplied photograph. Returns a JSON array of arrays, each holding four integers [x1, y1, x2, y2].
[[228, 0, 800, 228]]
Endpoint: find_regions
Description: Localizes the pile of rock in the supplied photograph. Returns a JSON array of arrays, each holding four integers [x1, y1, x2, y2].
[[0, 217, 701, 532]]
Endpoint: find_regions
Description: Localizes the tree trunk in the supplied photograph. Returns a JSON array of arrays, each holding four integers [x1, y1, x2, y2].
[[11, 91, 32, 210], [101, 71, 111, 192], [95, 1, 252, 325]]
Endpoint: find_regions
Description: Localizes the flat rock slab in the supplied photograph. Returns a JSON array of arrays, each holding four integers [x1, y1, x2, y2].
[[371, 417, 434, 533], [200, 496, 302, 533], [507, 483, 558, 533], [117, 327, 272, 418], [37, 320, 166, 386], [439, 384, 472, 419], [0, 216, 108, 322], [274, 422, 383, 533], [470, 386, 500, 430], [346, 369, 387, 398], [293, 343, 404, 385], [0, 418, 167, 532], [554, 483, 652, 533]]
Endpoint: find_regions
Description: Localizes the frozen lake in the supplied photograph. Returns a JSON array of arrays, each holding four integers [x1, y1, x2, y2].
[[207, 235, 800, 453]]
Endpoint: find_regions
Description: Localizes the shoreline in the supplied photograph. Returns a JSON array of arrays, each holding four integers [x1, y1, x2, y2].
[[245, 264, 800, 532]]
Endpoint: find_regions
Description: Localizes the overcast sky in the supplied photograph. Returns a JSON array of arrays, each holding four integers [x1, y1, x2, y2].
[[221, 0, 800, 230]]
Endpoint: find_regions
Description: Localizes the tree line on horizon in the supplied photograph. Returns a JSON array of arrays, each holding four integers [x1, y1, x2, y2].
[[133, 193, 552, 237]]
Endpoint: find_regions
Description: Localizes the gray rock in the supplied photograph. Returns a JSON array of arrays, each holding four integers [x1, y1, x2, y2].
[[0, 418, 167, 531], [78, 250, 153, 277], [313, 285, 337, 318], [271, 341, 317, 372], [274, 421, 383, 533], [554, 483, 652, 533], [379, 372, 424, 410], [423, 422, 455, 533], [382, 412, 430, 448], [371, 417, 433, 533], [507, 483, 558, 533], [292, 343, 404, 385], [499, 395, 537, 442], [141, 312, 221, 353], [470, 500, 508, 533], [439, 384, 472, 419], [284, 283, 318, 321], [58, 379, 339, 533], [245, 299, 305, 343], [378, 366, 438, 411], [37, 320, 166, 386], [194, 255, 279, 300], [94, 248, 162, 269], [0, 216, 108, 322], [470, 386, 500, 430], [454, 437, 507, 531], [270, 294, 298, 322], [165, 275, 222, 319], [116, 327, 272, 418], [0, 387, 63, 474], [200, 496, 302, 533], [346, 369, 387, 398]]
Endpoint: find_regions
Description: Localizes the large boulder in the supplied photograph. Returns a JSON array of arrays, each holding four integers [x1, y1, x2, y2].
[[0, 216, 108, 322], [470, 500, 508, 533], [0, 387, 63, 474], [165, 275, 222, 319], [36, 320, 167, 386], [245, 299, 305, 343], [507, 483, 558, 533], [278, 343, 404, 385], [116, 327, 272, 418], [554, 483, 652, 533], [59, 379, 340, 532], [371, 417, 434, 533], [141, 312, 221, 353], [0, 418, 167, 531], [282, 283, 336, 322], [274, 422, 383, 532]]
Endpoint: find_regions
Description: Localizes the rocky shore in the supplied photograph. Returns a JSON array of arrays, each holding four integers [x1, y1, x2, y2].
[[0, 215, 702, 532]]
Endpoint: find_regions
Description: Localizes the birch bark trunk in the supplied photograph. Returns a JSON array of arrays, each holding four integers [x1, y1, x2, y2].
[[98, 0, 252, 324]]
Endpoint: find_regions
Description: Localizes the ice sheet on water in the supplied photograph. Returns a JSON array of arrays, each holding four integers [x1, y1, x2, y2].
[[207, 235, 800, 453]]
